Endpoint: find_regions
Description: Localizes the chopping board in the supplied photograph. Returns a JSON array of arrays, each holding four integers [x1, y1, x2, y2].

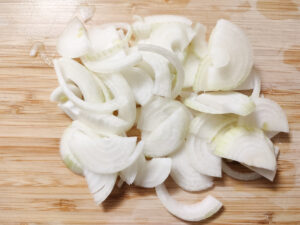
[[0, 0, 299, 224]]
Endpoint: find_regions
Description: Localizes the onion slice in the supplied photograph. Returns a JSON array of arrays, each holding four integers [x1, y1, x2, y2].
[[69, 128, 143, 174], [134, 156, 171, 188], [170, 139, 213, 192], [84, 170, 117, 205], [57, 17, 90, 58], [222, 161, 261, 181], [155, 184, 222, 222], [184, 92, 255, 116]]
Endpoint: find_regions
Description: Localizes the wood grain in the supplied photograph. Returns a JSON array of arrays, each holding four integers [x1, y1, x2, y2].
[[0, 0, 300, 224]]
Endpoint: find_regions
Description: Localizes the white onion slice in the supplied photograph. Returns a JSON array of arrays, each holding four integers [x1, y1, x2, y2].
[[60, 125, 83, 175], [170, 140, 213, 192], [213, 126, 276, 171], [57, 17, 90, 58], [189, 113, 236, 142], [155, 184, 222, 222], [53, 59, 122, 113], [69, 128, 143, 174], [222, 161, 261, 181], [134, 156, 171, 188], [251, 74, 261, 99], [120, 160, 138, 185], [194, 19, 253, 91], [50, 84, 82, 103], [183, 53, 200, 88], [143, 107, 190, 157], [187, 135, 222, 177], [138, 44, 184, 98], [138, 96, 184, 131], [239, 97, 289, 133], [122, 67, 154, 106], [190, 22, 208, 58], [184, 92, 255, 116], [84, 170, 117, 205], [55, 58, 104, 103]]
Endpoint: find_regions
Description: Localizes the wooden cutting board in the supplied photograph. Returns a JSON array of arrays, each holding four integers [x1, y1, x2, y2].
[[0, 0, 299, 224]]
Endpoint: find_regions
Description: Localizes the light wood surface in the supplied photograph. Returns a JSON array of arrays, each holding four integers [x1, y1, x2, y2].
[[0, 0, 300, 224]]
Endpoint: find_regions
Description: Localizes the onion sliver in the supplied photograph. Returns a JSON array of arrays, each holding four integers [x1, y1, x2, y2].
[[134, 156, 171, 188], [222, 161, 261, 181], [184, 91, 255, 116], [155, 184, 222, 222], [138, 44, 184, 98], [57, 17, 90, 58], [53, 59, 123, 113], [69, 128, 143, 174], [239, 97, 289, 133], [170, 140, 213, 192], [213, 126, 276, 171], [84, 170, 117, 205], [187, 135, 222, 177]]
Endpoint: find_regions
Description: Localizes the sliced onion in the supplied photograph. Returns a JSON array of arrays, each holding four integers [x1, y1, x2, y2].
[[186, 135, 222, 177], [122, 67, 154, 106], [138, 44, 184, 99], [50, 83, 82, 103], [239, 97, 289, 133], [155, 184, 222, 222], [143, 107, 190, 157], [134, 156, 171, 188], [184, 91, 255, 116], [84, 170, 117, 205], [190, 22, 208, 58], [55, 58, 104, 103], [53, 59, 122, 113], [119, 160, 138, 185], [69, 128, 143, 174], [138, 96, 184, 131], [82, 49, 142, 74], [222, 161, 261, 181], [29, 42, 43, 57], [213, 126, 276, 171], [183, 53, 201, 88], [194, 19, 253, 91], [170, 139, 213, 192], [189, 113, 237, 142], [57, 17, 90, 58], [60, 125, 83, 175], [251, 74, 261, 99]]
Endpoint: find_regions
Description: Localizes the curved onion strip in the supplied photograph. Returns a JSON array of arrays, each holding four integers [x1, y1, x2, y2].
[[189, 113, 237, 142], [194, 19, 253, 91], [78, 5, 95, 22], [138, 96, 184, 131], [155, 184, 222, 222], [134, 156, 171, 188], [222, 161, 261, 181], [143, 107, 190, 157], [170, 141, 213, 192], [243, 146, 279, 181], [84, 170, 117, 205], [184, 92, 255, 116], [101, 73, 136, 130], [55, 58, 104, 103], [214, 126, 276, 171], [251, 74, 261, 99], [60, 125, 83, 175], [50, 83, 82, 103], [183, 52, 201, 88], [69, 128, 143, 174], [239, 97, 289, 133], [187, 135, 222, 177], [138, 44, 184, 98], [57, 17, 90, 58], [53, 59, 123, 113], [120, 160, 138, 185], [122, 67, 154, 106], [85, 23, 133, 60], [190, 22, 208, 58]]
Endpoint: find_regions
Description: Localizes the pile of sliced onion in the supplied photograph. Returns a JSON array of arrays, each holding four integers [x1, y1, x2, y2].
[[51, 13, 289, 222]]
